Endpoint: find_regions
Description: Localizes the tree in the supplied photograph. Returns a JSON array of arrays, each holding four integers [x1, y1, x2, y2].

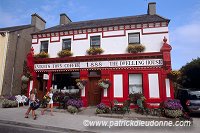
[[178, 57, 200, 90]]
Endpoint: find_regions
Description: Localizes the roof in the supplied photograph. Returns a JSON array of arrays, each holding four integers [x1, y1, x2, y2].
[[0, 24, 33, 32], [35, 14, 170, 34]]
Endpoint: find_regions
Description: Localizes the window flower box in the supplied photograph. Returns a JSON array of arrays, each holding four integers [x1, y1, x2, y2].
[[34, 51, 49, 58], [86, 47, 104, 55], [127, 44, 145, 53], [98, 79, 111, 89], [57, 50, 73, 57], [76, 79, 87, 89]]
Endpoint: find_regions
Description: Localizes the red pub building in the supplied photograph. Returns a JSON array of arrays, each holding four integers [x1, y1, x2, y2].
[[27, 2, 173, 108]]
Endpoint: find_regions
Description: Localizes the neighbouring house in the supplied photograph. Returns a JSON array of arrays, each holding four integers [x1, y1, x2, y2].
[[27, 2, 173, 108], [0, 13, 46, 96]]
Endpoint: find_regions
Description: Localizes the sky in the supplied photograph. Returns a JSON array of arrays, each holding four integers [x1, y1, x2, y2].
[[0, 0, 199, 70]]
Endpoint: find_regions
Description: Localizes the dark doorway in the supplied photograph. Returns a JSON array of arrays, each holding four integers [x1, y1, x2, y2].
[[36, 74, 47, 100], [88, 77, 101, 106]]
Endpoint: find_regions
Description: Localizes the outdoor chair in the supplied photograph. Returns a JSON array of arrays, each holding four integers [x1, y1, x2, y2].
[[21, 95, 28, 105], [15, 95, 23, 107]]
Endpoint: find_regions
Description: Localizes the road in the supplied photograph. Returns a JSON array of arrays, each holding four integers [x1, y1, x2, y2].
[[0, 122, 83, 133]]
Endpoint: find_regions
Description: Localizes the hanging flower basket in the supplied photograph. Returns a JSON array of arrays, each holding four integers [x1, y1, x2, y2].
[[76, 79, 87, 89], [21, 75, 29, 83], [98, 79, 111, 89]]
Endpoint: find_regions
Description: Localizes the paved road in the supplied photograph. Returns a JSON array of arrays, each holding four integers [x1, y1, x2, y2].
[[0, 122, 86, 133]]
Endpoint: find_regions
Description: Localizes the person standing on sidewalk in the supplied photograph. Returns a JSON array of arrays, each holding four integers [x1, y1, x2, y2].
[[25, 89, 37, 120], [41, 88, 54, 116]]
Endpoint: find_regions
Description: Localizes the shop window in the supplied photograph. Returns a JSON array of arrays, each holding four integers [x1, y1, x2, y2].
[[52, 72, 80, 90], [40, 41, 48, 53], [62, 39, 71, 50], [90, 36, 100, 48], [128, 33, 140, 44], [129, 74, 143, 94]]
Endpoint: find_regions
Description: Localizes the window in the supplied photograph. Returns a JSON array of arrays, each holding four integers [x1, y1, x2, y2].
[[62, 39, 71, 50], [129, 74, 143, 94], [90, 36, 100, 48], [128, 33, 140, 44], [40, 41, 48, 53]]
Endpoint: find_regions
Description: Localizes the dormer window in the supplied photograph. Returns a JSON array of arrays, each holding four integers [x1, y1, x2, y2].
[[128, 33, 140, 44], [90, 36, 100, 48]]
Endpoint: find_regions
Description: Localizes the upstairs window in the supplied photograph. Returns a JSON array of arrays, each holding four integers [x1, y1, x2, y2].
[[128, 33, 140, 44], [90, 36, 100, 48], [40, 41, 48, 53], [62, 39, 71, 51]]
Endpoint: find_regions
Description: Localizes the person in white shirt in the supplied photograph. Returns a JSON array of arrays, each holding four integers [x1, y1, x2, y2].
[[41, 87, 54, 116]]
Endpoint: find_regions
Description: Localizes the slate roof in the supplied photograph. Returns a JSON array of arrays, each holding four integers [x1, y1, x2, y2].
[[35, 14, 170, 34], [0, 24, 33, 32]]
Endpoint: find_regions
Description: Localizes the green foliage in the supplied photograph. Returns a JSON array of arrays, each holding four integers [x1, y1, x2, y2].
[[167, 70, 181, 82], [127, 44, 145, 53], [34, 51, 49, 58], [2, 99, 18, 108], [57, 50, 73, 57], [178, 58, 200, 89], [67, 105, 78, 114]]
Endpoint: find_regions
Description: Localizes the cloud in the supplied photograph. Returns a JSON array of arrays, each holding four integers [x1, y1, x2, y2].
[[170, 5, 200, 69]]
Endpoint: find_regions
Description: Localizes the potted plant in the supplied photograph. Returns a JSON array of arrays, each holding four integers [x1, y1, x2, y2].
[[127, 44, 145, 53], [34, 51, 49, 58], [76, 79, 87, 89], [163, 99, 183, 118], [96, 103, 111, 114], [86, 47, 104, 55], [57, 50, 73, 57], [98, 79, 111, 89]]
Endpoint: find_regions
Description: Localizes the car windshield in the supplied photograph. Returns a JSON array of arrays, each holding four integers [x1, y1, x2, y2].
[[188, 91, 200, 100]]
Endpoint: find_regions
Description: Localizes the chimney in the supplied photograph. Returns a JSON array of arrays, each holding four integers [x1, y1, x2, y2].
[[60, 13, 72, 25], [31, 13, 46, 30], [148, 2, 156, 15]]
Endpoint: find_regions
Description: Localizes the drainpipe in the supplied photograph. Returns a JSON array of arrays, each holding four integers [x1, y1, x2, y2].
[[10, 33, 20, 96]]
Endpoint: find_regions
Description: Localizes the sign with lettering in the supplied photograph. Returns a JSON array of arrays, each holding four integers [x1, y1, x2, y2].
[[34, 59, 163, 70]]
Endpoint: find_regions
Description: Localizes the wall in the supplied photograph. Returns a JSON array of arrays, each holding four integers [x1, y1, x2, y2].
[[2, 26, 42, 96], [0, 33, 9, 95], [32, 26, 169, 58]]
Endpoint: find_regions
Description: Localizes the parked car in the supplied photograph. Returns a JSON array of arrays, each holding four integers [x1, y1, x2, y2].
[[176, 88, 200, 114]]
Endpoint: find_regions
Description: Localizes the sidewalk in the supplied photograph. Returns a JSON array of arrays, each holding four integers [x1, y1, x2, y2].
[[0, 105, 198, 133]]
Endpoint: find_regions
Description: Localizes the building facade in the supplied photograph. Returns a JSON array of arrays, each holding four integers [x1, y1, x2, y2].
[[27, 3, 173, 107], [0, 14, 46, 96]]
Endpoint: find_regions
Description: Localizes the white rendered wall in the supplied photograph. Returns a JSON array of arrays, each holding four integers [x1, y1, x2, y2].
[[165, 78, 171, 97], [148, 74, 160, 98], [113, 74, 123, 98], [32, 27, 169, 58]]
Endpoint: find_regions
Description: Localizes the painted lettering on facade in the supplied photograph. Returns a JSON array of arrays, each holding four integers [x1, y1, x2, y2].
[[34, 59, 163, 70]]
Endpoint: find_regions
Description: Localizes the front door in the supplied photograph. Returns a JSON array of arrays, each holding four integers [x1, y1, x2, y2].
[[36, 78, 47, 100], [88, 78, 101, 106]]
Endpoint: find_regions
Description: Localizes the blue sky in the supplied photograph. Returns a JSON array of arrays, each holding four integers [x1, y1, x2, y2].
[[0, 0, 200, 70]]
